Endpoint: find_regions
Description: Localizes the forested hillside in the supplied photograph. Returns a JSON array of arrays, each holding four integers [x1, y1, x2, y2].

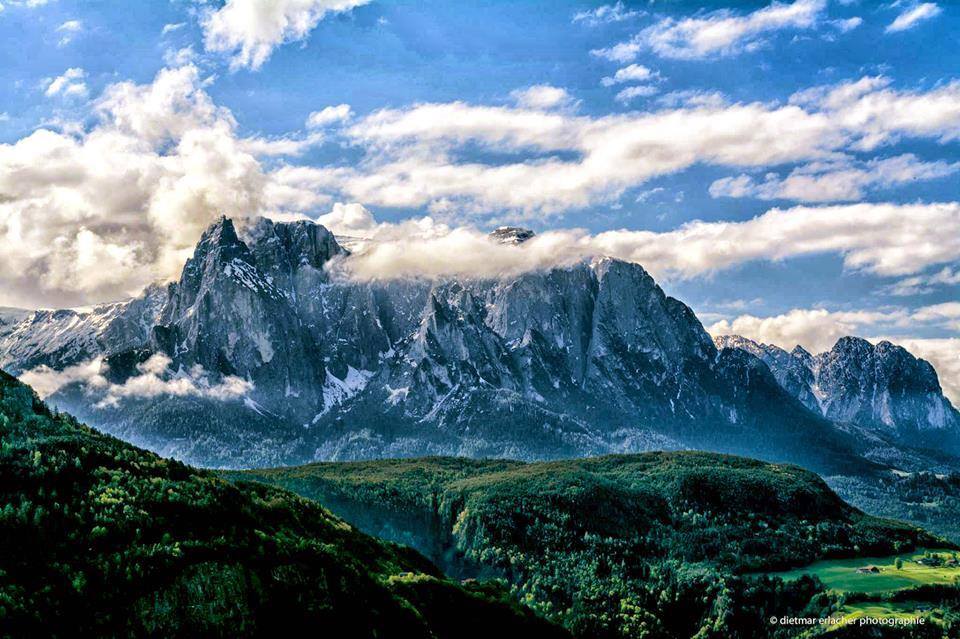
[[233, 455, 954, 638], [0, 371, 568, 638]]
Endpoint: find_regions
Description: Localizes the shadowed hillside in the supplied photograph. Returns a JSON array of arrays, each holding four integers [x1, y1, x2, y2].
[[0, 371, 568, 638]]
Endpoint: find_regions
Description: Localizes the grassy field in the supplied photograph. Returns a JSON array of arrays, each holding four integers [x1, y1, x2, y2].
[[766, 549, 960, 595]]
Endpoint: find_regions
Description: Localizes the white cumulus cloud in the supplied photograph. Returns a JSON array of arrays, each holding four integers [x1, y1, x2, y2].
[[0, 64, 295, 308], [306, 103, 353, 128], [601, 64, 658, 87], [202, 0, 371, 70], [510, 85, 577, 111]]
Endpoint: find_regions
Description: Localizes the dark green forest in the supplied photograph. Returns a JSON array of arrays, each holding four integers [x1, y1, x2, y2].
[[829, 473, 960, 543], [0, 371, 567, 638], [233, 456, 958, 639]]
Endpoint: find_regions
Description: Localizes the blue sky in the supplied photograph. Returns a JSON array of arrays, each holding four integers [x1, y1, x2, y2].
[[0, 0, 958, 396]]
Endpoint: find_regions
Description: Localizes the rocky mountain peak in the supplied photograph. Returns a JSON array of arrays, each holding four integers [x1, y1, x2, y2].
[[199, 216, 245, 253], [244, 217, 344, 266], [715, 335, 772, 357], [489, 226, 535, 245], [171, 217, 263, 306], [242, 217, 345, 299], [829, 336, 874, 357]]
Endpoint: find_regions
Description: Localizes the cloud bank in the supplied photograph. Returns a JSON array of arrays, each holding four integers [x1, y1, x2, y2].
[[324, 202, 960, 283], [20, 353, 253, 407], [276, 75, 960, 216], [4, 61, 960, 310]]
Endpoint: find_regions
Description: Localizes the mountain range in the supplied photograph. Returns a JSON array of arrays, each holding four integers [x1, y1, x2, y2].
[[0, 216, 957, 482]]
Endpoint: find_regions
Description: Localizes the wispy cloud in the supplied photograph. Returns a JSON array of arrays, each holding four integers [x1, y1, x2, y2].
[[830, 16, 862, 33], [598, 0, 828, 62], [573, 2, 643, 26], [710, 154, 960, 202], [883, 266, 960, 297], [161, 22, 185, 35], [55, 19, 82, 47], [44, 67, 87, 99], [3, 0, 54, 8], [591, 41, 642, 63], [615, 85, 659, 104], [280, 75, 960, 215], [886, 2, 941, 33]]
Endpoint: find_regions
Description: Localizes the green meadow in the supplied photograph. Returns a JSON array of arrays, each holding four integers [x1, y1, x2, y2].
[[766, 549, 960, 595]]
